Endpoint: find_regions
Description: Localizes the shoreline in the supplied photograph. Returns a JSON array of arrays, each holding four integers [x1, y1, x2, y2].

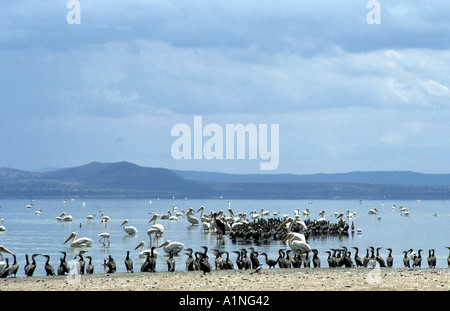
[[1, 268, 448, 291]]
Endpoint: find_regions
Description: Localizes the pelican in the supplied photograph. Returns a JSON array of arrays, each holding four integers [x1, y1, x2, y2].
[[159, 240, 184, 255], [0, 246, 14, 273], [120, 219, 138, 235], [186, 208, 200, 226], [0, 219, 5, 231], [135, 241, 159, 258], [35, 209, 42, 215], [56, 212, 66, 221], [282, 232, 312, 253], [278, 217, 307, 238], [63, 232, 93, 247], [148, 214, 164, 236], [62, 214, 73, 222], [368, 208, 378, 215], [86, 214, 96, 222], [98, 232, 111, 246], [99, 210, 111, 223]]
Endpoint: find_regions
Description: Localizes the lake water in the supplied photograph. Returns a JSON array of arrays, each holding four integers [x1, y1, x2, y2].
[[0, 198, 449, 276]]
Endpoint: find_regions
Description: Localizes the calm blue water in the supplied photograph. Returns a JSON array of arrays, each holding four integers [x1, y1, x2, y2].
[[0, 198, 449, 276]]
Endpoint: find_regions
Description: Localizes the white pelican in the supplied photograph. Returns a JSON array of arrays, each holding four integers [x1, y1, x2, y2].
[[98, 232, 111, 246], [148, 214, 164, 236], [260, 208, 270, 217], [120, 219, 138, 235], [63, 232, 93, 247], [282, 232, 311, 253], [186, 208, 199, 226], [196, 206, 210, 223], [0, 219, 6, 231], [278, 217, 307, 240], [160, 210, 171, 220], [56, 212, 66, 221], [62, 214, 73, 222], [35, 209, 42, 215], [0, 246, 15, 273], [135, 241, 153, 258], [86, 214, 96, 222], [159, 240, 184, 255], [302, 208, 310, 216], [368, 208, 378, 215], [99, 210, 111, 223], [135, 232, 159, 258]]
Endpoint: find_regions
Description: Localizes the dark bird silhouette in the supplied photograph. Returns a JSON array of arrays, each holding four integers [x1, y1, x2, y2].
[[351, 247, 364, 267], [386, 248, 394, 268], [9, 254, 19, 278], [325, 251, 334, 268], [59, 251, 70, 275], [403, 249, 412, 268], [233, 251, 243, 270], [125, 250, 133, 273], [185, 248, 195, 271], [363, 248, 370, 267], [25, 254, 39, 276], [376, 247, 386, 268], [199, 246, 212, 274], [241, 249, 252, 270], [427, 249, 436, 269], [213, 249, 224, 270], [42, 255, 56, 276], [76, 250, 87, 275], [249, 247, 260, 269], [412, 249, 423, 268], [106, 255, 116, 273], [312, 249, 320, 268], [212, 212, 226, 236], [167, 250, 175, 272], [223, 251, 234, 270], [86, 256, 94, 274], [260, 252, 277, 269]]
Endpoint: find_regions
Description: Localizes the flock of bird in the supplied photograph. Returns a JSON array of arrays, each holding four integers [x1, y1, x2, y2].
[[1, 244, 449, 278], [0, 199, 448, 278]]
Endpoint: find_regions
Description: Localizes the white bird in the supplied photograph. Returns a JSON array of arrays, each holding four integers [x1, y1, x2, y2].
[[63, 232, 93, 247], [0, 246, 15, 273], [186, 208, 199, 226], [278, 218, 307, 240], [56, 212, 66, 221], [62, 215, 73, 222], [282, 232, 312, 253], [35, 209, 42, 215], [120, 219, 138, 235], [0, 219, 6, 232], [135, 231, 159, 258], [148, 214, 164, 236], [159, 240, 184, 255], [260, 208, 270, 217], [368, 208, 378, 215], [302, 208, 310, 216], [99, 210, 111, 223], [98, 232, 111, 246], [86, 214, 96, 222]]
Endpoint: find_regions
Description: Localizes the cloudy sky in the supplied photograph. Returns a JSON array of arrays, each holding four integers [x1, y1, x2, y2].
[[1, 1, 450, 174]]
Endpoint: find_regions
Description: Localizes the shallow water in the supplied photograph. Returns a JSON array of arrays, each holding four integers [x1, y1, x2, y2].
[[0, 198, 448, 276]]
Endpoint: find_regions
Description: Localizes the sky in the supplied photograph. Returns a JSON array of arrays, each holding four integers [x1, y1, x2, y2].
[[1, 0, 450, 174]]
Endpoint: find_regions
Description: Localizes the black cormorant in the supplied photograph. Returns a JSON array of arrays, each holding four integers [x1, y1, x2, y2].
[[386, 248, 394, 268], [185, 248, 195, 271], [249, 247, 260, 269], [412, 249, 423, 268], [233, 251, 243, 270], [375, 247, 386, 268], [199, 246, 212, 274], [312, 249, 320, 268], [106, 255, 116, 273], [351, 247, 364, 267], [167, 250, 175, 272], [25, 254, 39, 277], [125, 250, 133, 273], [86, 256, 94, 274], [403, 249, 411, 268], [42, 255, 56, 276], [427, 249, 436, 269]]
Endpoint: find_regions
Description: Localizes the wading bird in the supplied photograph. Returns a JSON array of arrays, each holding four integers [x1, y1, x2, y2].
[[159, 240, 184, 255], [63, 232, 93, 247], [86, 256, 94, 274], [125, 250, 134, 273], [120, 219, 138, 235]]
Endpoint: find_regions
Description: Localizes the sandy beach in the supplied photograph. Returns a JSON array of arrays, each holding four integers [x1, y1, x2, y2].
[[1, 268, 448, 291]]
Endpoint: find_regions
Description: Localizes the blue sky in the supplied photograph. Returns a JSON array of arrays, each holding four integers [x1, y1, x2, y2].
[[1, 1, 450, 174]]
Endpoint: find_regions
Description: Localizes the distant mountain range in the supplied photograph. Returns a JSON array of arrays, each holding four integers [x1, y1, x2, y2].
[[1, 161, 450, 199]]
